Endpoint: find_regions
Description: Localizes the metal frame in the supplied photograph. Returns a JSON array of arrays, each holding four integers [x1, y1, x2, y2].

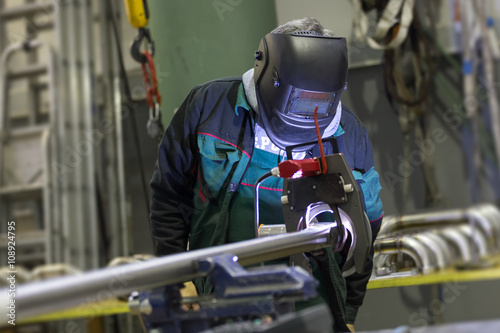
[[1, 0, 128, 270], [0, 1, 134, 331], [0, 39, 57, 266]]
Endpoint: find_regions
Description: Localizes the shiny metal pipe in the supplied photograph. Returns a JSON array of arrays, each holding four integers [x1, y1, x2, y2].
[[422, 231, 455, 265], [412, 233, 449, 270], [438, 227, 473, 263], [374, 236, 435, 274], [79, 0, 98, 269], [466, 208, 495, 251], [457, 225, 488, 258], [379, 210, 465, 236], [476, 204, 500, 250], [373, 253, 396, 276], [53, 0, 68, 265], [1, 225, 335, 320], [379, 205, 500, 251], [66, 0, 85, 270]]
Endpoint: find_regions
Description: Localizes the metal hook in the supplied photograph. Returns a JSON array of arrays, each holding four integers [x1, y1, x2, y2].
[[149, 102, 160, 121], [131, 28, 155, 63]]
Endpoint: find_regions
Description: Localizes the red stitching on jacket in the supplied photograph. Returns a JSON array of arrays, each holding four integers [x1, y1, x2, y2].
[[370, 214, 384, 223], [241, 182, 282, 192]]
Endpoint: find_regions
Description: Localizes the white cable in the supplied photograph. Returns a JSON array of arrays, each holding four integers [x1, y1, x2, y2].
[[352, 0, 415, 50]]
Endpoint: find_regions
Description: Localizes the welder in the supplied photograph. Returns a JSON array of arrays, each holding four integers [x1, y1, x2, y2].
[[150, 17, 384, 332]]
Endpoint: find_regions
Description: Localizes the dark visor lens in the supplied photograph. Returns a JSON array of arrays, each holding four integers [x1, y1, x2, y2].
[[285, 88, 336, 118]]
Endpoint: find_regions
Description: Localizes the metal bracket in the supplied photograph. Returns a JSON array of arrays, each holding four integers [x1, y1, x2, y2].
[[282, 153, 372, 275]]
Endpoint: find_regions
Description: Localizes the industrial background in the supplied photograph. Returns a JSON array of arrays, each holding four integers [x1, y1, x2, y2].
[[1, 0, 500, 332]]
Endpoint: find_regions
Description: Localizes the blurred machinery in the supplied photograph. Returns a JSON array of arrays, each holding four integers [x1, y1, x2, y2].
[[373, 203, 500, 277], [0, 0, 131, 270], [0, 0, 138, 332]]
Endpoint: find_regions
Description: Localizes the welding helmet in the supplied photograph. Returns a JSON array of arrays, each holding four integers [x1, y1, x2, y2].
[[254, 32, 348, 150]]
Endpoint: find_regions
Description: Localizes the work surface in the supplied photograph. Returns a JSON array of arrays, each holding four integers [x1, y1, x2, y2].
[[359, 319, 500, 332]]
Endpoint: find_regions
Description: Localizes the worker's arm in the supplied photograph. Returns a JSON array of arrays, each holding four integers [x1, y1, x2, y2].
[[343, 124, 384, 325], [150, 87, 202, 256]]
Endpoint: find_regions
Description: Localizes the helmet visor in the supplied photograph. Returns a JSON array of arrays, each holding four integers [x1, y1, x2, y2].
[[285, 88, 338, 119]]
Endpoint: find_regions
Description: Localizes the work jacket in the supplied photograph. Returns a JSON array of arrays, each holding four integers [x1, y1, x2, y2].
[[150, 77, 384, 328]]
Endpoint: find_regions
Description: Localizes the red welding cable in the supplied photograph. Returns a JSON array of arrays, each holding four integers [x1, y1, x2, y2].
[[314, 106, 328, 174]]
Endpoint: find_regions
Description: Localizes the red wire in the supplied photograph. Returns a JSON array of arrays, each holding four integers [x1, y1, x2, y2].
[[314, 106, 328, 174]]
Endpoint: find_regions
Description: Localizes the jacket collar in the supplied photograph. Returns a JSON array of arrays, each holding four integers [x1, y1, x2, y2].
[[234, 82, 251, 116]]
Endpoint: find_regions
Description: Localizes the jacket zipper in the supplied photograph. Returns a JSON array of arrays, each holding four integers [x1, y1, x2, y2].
[[223, 112, 255, 244]]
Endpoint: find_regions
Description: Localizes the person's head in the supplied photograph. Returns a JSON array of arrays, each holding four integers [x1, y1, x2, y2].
[[270, 17, 334, 36], [254, 17, 348, 151]]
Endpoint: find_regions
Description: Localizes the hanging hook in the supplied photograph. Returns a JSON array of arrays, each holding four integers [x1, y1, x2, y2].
[[149, 102, 160, 122], [131, 27, 155, 63]]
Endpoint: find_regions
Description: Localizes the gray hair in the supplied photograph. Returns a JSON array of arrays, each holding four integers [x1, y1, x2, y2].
[[271, 17, 335, 37]]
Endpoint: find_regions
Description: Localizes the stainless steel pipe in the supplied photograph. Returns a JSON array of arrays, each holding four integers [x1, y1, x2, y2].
[[379, 204, 500, 252], [1, 225, 336, 321], [457, 225, 488, 258], [374, 236, 436, 274], [412, 233, 450, 270], [438, 227, 474, 263]]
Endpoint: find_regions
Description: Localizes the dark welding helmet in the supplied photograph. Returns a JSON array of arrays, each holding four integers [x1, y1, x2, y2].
[[254, 32, 348, 151]]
